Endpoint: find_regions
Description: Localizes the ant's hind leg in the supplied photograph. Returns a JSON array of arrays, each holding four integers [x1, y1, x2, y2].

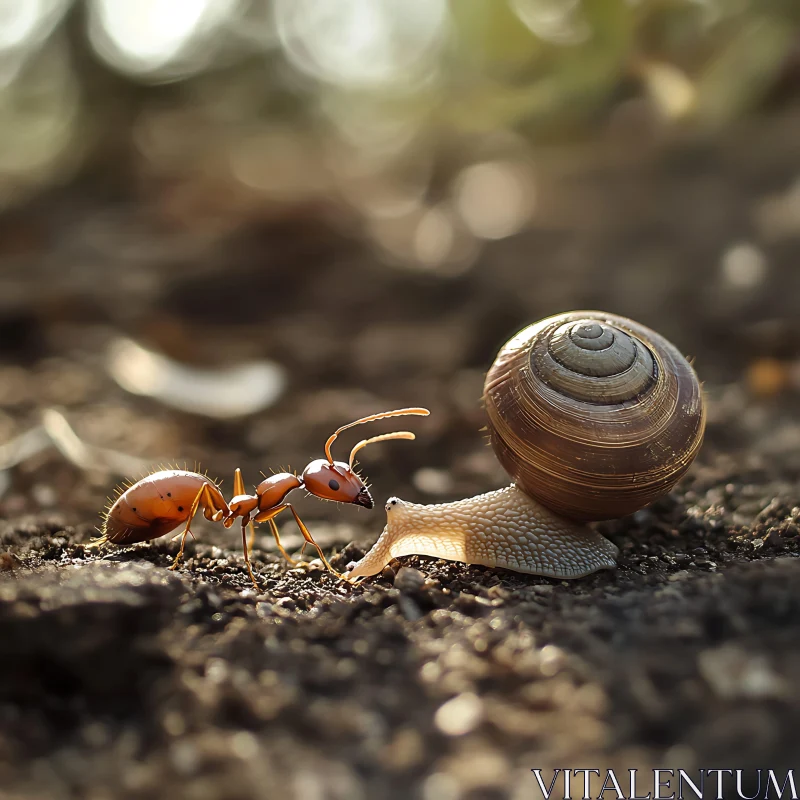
[[169, 529, 193, 570], [169, 538, 188, 570], [168, 483, 218, 571]]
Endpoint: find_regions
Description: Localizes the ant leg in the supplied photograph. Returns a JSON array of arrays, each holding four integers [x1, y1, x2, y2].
[[240, 517, 261, 591], [253, 505, 338, 575], [248, 506, 299, 566], [284, 504, 340, 577], [168, 483, 220, 571], [230, 469, 259, 551], [168, 486, 204, 570], [248, 520, 257, 552], [233, 468, 246, 497], [267, 517, 297, 567]]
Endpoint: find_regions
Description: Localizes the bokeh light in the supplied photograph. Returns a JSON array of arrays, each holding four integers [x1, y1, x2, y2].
[[454, 160, 536, 240], [274, 0, 449, 90], [510, 0, 591, 46], [0, 0, 794, 269], [0, 0, 70, 87], [88, 0, 239, 78]]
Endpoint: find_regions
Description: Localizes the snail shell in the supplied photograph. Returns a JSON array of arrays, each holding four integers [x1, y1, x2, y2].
[[345, 311, 705, 581], [485, 311, 705, 521]]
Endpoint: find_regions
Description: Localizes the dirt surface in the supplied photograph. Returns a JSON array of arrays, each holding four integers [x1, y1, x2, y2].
[[2, 109, 800, 799]]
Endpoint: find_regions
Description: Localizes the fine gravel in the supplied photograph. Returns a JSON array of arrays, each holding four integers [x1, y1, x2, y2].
[[2, 489, 800, 799]]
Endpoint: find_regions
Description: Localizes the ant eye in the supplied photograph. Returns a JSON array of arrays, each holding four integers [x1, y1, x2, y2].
[[328, 479, 340, 491]]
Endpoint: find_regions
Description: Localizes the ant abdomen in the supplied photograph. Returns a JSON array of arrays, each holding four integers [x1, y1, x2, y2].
[[101, 470, 224, 545]]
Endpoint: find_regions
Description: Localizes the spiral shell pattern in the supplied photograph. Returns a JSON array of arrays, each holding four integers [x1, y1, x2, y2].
[[484, 311, 705, 521]]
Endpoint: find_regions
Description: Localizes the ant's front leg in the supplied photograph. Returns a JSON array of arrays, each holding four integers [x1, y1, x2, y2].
[[226, 469, 263, 569], [253, 504, 341, 578], [239, 515, 261, 591], [247, 507, 300, 567]]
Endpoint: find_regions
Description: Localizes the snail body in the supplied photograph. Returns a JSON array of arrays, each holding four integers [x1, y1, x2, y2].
[[346, 486, 619, 579], [346, 311, 705, 580]]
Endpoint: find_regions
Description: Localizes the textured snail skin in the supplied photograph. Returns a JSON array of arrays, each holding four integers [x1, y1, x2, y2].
[[344, 486, 618, 580]]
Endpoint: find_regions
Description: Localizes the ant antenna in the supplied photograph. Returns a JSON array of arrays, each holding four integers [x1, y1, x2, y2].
[[349, 431, 416, 469], [324, 407, 429, 465]]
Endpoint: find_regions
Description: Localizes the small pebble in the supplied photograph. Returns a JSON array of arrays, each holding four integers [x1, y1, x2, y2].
[[668, 570, 690, 581], [398, 595, 423, 621], [434, 693, 484, 736], [698, 645, 787, 699], [766, 529, 786, 549], [380, 728, 424, 770], [231, 731, 259, 761], [394, 566, 426, 592], [538, 644, 564, 676], [0, 553, 17, 571], [256, 602, 274, 619], [170, 741, 200, 776]]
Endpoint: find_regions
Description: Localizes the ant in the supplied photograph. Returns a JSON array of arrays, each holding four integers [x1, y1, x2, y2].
[[96, 408, 429, 588]]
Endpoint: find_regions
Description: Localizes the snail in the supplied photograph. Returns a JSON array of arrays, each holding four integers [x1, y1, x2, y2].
[[345, 311, 705, 581]]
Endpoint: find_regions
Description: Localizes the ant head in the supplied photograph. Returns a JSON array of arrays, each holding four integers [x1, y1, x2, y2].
[[305, 407, 430, 510], [302, 460, 373, 508]]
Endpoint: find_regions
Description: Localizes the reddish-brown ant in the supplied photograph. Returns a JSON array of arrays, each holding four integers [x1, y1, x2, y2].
[[96, 408, 429, 588]]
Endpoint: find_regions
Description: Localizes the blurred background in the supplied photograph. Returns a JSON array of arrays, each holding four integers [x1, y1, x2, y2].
[[1, 0, 800, 544]]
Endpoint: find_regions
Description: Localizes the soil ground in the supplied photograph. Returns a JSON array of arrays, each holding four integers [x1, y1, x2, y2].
[[2, 109, 800, 800]]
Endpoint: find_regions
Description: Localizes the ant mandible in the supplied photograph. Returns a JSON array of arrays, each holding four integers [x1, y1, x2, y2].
[[96, 408, 429, 588]]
